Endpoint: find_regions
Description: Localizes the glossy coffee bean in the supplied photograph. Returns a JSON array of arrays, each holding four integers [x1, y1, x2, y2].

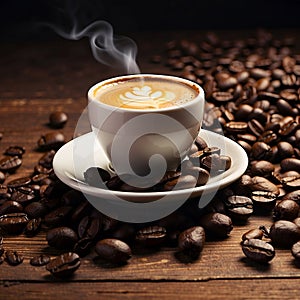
[[135, 226, 167, 247], [5, 250, 24, 266], [224, 195, 253, 222], [0, 156, 22, 173], [251, 191, 277, 212], [0, 212, 29, 234], [37, 132, 65, 151], [241, 228, 264, 241], [95, 238, 132, 264], [291, 241, 300, 260], [49, 111, 68, 128], [46, 227, 78, 250], [269, 220, 300, 248], [4, 146, 25, 157], [241, 238, 275, 264], [30, 254, 51, 266], [273, 199, 300, 221], [24, 218, 42, 237], [46, 252, 81, 277], [199, 212, 233, 238], [177, 226, 205, 260]]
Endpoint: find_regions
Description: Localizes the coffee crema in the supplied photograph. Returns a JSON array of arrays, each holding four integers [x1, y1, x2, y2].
[[94, 77, 198, 109]]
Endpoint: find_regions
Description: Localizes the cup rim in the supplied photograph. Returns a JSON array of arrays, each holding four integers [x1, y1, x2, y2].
[[87, 73, 205, 113]]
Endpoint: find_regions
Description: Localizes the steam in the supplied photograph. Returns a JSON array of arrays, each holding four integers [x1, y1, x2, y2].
[[42, 20, 140, 74]]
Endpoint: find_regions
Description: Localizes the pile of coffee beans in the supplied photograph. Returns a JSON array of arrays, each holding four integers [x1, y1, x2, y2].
[[1, 30, 300, 279], [152, 28, 300, 264]]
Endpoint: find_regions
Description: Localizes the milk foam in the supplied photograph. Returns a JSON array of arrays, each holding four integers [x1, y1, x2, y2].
[[96, 77, 198, 109]]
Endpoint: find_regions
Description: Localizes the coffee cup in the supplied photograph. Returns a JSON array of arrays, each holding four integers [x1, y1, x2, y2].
[[87, 74, 205, 187]]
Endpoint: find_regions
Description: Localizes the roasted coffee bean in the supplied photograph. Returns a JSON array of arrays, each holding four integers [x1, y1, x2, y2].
[[84, 167, 111, 187], [248, 176, 280, 195], [6, 176, 31, 189], [11, 187, 36, 204], [30, 254, 50, 266], [224, 195, 253, 222], [291, 241, 300, 260], [251, 142, 272, 160], [273, 199, 300, 221], [281, 158, 300, 173], [24, 201, 48, 218], [0, 171, 5, 184], [46, 252, 80, 277], [24, 218, 42, 237], [0, 200, 23, 215], [283, 190, 300, 204], [49, 111, 68, 128], [199, 212, 233, 238], [250, 160, 275, 177], [251, 191, 277, 212], [37, 132, 65, 151], [248, 119, 264, 137], [194, 136, 208, 150], [136, 226, 167, 247], [44, 206, 73, 227], [0, 156, 22, 173], [177, 226, 205, 260], [0, 213, 29, 234], [95, 238, 132, 264], [241, 238, 275, 264], [183, 166, 210, 186], [201, 154, 226, 175], [5, 250, 23, 266], [224, 121, 248, 134], [78, 216, 101, 240], [4, 146, 25, 157], [38, 150, 56, 169], [212, 91, 234, 102], [269, 220, 300, 248], [163, 175, 197, 191], [46, 227, 78, 250], [241, 228, 264, 241]]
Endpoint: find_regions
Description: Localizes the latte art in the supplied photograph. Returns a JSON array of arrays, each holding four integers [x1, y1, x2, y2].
[[95, 77, 198, 110], [119, 85, 176, 109]]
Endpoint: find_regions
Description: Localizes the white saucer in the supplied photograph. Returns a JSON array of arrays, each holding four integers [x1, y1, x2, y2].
[[53, 129, 248, 205]]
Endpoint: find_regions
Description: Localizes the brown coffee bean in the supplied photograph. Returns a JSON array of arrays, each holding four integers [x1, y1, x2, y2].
[[224, 195, 253, 222], [242, 228, 264, 241], [49, 111, 68, 128], [291, 241, 300, 260], [269, 220, 300, 248], [5, 250, 24, 266], [4, 146, 25, 157], [30, 254, 50, 266], [37, 132, 65, 151], [46, 227, 78, 250], [46, 252, 80, 277], [163, 175, 197, 191], [281, 158, 300, 173], [0, 213, 29, 234], [0, 200, 23, 215], [95, 238, 132, 264], [241, 238, 275, 264], [273, 199, 300, 221], [136, 226, 166, 247], [0, 156, 22, 173], [24, 218, 42, 237]]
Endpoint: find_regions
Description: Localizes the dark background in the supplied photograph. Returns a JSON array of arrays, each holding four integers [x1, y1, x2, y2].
[[1, 0, 300, 41]]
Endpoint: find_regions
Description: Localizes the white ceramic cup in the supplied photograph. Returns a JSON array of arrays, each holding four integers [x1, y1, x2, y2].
[[87, 74, 205, 187]]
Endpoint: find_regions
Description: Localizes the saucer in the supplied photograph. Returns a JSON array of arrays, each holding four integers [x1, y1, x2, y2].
[[53, 129, 248, 205]]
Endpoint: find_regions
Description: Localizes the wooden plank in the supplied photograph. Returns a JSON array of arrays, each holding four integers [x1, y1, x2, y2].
[[1, 279, 299, 300]]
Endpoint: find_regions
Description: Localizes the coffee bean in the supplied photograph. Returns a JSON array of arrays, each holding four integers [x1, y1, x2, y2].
[[37, 132, 65, 151], [0, 171, 5, 184], [6, 176, 31, 189], [163, 174, 197, 191], [77, 216, 101, 240], [5, 250, 24, 266], [49, 111, 68, 128], [241, 228, 264, 241], [199, 212, 233, 238], [30, 254, 50, 266], [4, 146, 25, 157], [11, 187, 36, 204], [250, 160, 275, 177], [84, 167, 111, 188], [241, 238, 275, 264], [46, 227, 78, 250], [283, 190, 300, 204], [73, 237, 94, 257], [46, 252, 80, 277], [38, 150, 56, 169], [291, 241, 300, 260], [136, 226, 166, 247], [224, 195, 253, 222], [24, 201, 48, 219], [251, 191, 277, 212], [281, 158, 300, 173], [44, 206, 73, 227], [95, 238, 132, 264], [24, 218, 42, 237], [0, 200, 23, 215], [0, 213, 29, 234], [0, 156, 22, 173], [269, 220, 300, 248], [177, 226, 205, 260], [273, 199, 300, 221]]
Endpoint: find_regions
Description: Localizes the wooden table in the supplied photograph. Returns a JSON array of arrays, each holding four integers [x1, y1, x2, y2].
[[1, 29, 300, 299]]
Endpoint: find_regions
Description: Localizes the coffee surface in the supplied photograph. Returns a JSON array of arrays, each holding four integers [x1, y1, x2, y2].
[[95, 77, 198, 109]]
